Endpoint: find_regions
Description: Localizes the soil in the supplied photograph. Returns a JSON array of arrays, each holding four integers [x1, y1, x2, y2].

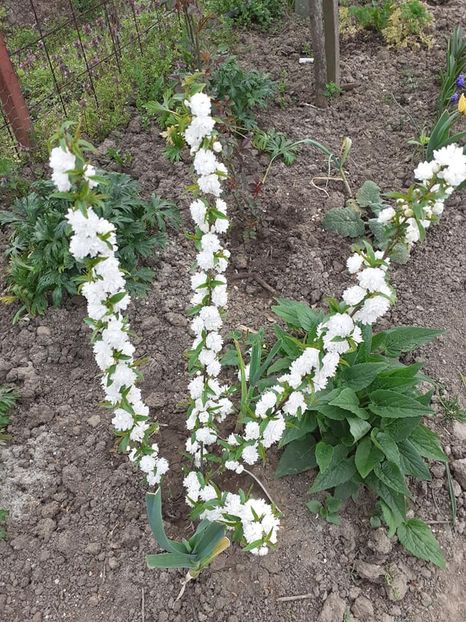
[[1, 3, 466, 622]]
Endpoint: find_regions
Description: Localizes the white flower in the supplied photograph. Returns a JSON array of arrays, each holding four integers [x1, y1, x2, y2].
[[197, 250, 215, 271], [432, 201, 444, 216], [205, 332, 223, 352], [357, 267, 387, 293], [112, 409, 134, 431], [139, 454, 156, 474], [201, 232, 221, 253], [196, 426, 217, 445], [244, 421, 260, 440], [414, 159, 439, 182], [225, 460, 244, 474], [242, 444, 259, 465], [433, 144, 465, 168], [347, 253, 363, 274], [323, 313, 354, 338], [199, 306, 222, 331], [342, 285, 367, 307], [194, 149, 218, 176], [353, 295, 391, 325], [84, 164, 98, 188], [52, 170, 72, 192], [187, 92, 212, 117], [405, 218, 420, 245], [190, 200, 208, 230], [185, 116, 215, 152], [156, 457, 169, 477], [213, 141, 222, 153], [262, 414, 286, 448], [216, 199, 227, 215], [198, 174, 222, 197], [212, 284, 228, 307], [282, 392, 306, 417], [130, 422, 149, 442], [256, 390, 278, 418], [377, 207, 395, 224]]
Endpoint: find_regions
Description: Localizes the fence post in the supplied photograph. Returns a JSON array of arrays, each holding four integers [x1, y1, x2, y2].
[[308, 0, 328, 108], [0, 32, 33, 148], [323, 0, 340, 86]]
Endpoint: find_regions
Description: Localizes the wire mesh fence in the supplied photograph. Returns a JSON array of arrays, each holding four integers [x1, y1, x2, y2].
[[0, 0, 178, 162]]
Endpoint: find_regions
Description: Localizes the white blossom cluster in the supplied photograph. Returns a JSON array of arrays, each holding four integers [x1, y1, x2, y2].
[[50, 146, 168, 487], [377, 144, 466, 246], [182, 93, 279, 556], [183, 472, 280, 556]]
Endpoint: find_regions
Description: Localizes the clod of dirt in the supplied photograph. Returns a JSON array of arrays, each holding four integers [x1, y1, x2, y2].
[[317, 591, 347, 622], [351, 594, 375, 621], [452, 459, 466, 490], [385, 565, 409, 602], [354, 560, 385, 582]]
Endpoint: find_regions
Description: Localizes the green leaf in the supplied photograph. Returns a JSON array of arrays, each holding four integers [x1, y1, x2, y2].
[[383, 417, 422, 441], [398, 439, 431, 480], [372, 327, 443, 357], [310, 457, 356, 493], [372, 430, 401, 467], [146, 490, 187, 554], [409, 425, 447, 462], [397, 519, 445, 568], [355, 436, 383, 478], [276, 435, 317, 478], [329, 388, 368, 419], [315, 441, 334, 473], [389, 242, 411, 264], [369, 390, 432, 418], [348, 417, 371, 443], [367, 474, 407, 526], [146, 552, 198, 569], [340, 362, 388, 391], [279, 413, 318, 446], [306, 499, 323, 514], [313, 404, 348, 421], [356, 180, 381, 208], [272, 298, 323, 331], [374, 461, 410, 497], [322, 207, 365, 238]]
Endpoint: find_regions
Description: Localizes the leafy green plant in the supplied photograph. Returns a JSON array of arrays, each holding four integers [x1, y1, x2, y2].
[[0, 385, 17, 443], [209, 56, 276, 130], [252, 129, 299, 166], [205, 0, 288, 31], [145, 489, 230, 596], [324, 81, 343, 98], [268, 300, 446, 566], [438, 27, 466, 114], [348, 0, 395, 33], [0, 172, 179, 320]]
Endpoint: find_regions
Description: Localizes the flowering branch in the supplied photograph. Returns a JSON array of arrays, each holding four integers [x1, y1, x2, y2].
[[48, 132, 168, 488]]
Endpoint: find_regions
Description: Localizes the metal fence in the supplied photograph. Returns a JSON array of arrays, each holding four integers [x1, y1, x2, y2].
[[0, 0, 176, 160]]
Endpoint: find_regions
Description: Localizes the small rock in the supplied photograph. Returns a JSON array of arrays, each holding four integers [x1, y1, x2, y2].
[[452, 479, 462, 497], [351, 595, 374, 621], [164, 312, 188, 327], [234, 253, 248, 270], [452, 459, 466, 490], [368, 529, 392, 556], [37, 326, 51, 337], [108, 557, 119, 570], [354, 560, 384, 582], [431, 463, 445, 479], [385, 565, 409, 602], [36, 518, 56, 540], [317, 592, 347, 622], [85, 542, 101, 555], [86, 415, 101, 428], [61, 464, 82, 493], [381, 616, 394, 622], [452, 421, 466, 441]]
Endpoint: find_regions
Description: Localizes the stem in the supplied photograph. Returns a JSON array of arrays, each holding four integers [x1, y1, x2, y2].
[[243, 468, 282, 514]]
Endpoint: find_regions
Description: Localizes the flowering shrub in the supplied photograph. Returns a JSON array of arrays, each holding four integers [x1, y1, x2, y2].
[[48, 78, 465, 573], [48, 136, 168, 489]]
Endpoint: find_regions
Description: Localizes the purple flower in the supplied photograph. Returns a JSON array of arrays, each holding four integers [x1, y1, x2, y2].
[[456, 74, 465, 89], [451, 91, 460, 104]]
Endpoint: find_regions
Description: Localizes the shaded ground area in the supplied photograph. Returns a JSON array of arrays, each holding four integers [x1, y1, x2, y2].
[[1, 3, 466, 621]]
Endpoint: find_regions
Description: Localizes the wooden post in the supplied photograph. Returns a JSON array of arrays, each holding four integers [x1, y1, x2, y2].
[[323, 0, 340, 86], [0, 32, 33, 148], [308, 0, 328, 108]]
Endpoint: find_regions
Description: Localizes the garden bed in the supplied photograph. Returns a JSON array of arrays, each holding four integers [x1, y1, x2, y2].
[[1, 3, 466, 621]]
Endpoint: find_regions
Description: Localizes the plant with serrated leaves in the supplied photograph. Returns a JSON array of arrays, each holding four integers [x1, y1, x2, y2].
[[205, 0, 288, 31], [253, 128, 299, 166], [0, 173, 179, 320], [268, 299, 446, 566]]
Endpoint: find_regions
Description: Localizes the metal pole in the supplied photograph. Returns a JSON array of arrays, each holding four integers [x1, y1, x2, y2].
[[0, 32, 33, 148]]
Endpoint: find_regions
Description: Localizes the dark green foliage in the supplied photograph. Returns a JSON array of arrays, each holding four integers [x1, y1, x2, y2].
[[209, 56, 276, 129], [206, 0, 288, 31], [349, 0, 395, 32], [0, 386, 17, 443], [268, 298, 446, 566], [252, 129, 299, 165], [438, 27, 466, 113], [0, 172, 179, 320]]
